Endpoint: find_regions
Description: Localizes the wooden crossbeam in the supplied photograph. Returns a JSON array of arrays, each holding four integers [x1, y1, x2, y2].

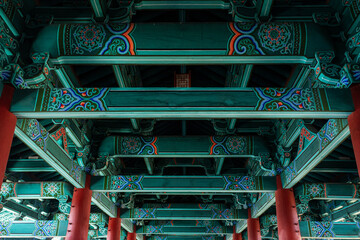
[[137, 225, 232, 235], [121, 205, 247, 220], [98, 135, 267, 158], [90, 175, 277, 193], [11, 88, 353, 119], [32, 22, 332, 64]]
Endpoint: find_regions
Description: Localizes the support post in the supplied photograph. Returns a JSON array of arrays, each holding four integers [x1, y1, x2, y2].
[[275, 175, 301, 240], [0, 84, 17, 187], [66, 175, 92, 240], [107, 208, 122, 240], [247, 209, 261, 240], [127, 224, 136, 240], [348, 84, 360, 177], [233, 225, 242, 240]]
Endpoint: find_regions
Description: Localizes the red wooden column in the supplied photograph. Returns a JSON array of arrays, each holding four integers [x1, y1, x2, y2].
[[66, 175, 92, 240], [127, 224, 136, 240], [275, 175, 301, 240], [247, 209, 261, 240], [348, 84, 360, 177], [233, 225, 243, 240], [0, 84, 17, 188], [107, 208, 122, 240]]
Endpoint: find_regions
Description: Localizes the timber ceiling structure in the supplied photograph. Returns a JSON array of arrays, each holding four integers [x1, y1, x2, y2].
[[0, 0, 360, 240]]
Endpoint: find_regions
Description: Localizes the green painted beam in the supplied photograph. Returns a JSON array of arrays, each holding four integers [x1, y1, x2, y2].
[[147, 237, 225, 240], [250, 118, 350, 223], [121, 206, 247, 220], [295, 183, 360, 201], [134, 1, 230, 10], [6, 159, 56, 172], [32, 22, 333, 63], [331, 201, 360, 222], [281, 119, 350, 188], [137, 225, 232, 235], [11, 88, 354, 119], [3, 200, 39, 220], [0, 220, 68, 237], [13, 119, 119, 220], [91, 175, 277, 193], [146, 221, 223, 227], [89, 0, 107, 18], [299, 221, 360, 239], [0, 182, 73, 201], [98, 135, 267, 158]]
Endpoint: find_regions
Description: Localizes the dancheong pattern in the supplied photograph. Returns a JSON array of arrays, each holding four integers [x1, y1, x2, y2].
[[309, 222, 335, 237], [21, 119, 49, 151], [223, 176, 256, 190], [43, 88, 109, 112], [110, 176, 144, 190], [120, 136, 158, 155], [210, 136, 252, 155], [34, 221, 58, 236], [228, 22, 304, 56], [254, 88, 317, 111], [62, 23, 135, 56]]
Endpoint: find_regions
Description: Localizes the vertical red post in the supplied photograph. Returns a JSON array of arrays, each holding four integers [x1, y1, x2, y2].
[[0, 84, 17, 188], [107, 208, 122, 240], [66, 175, 92, 240], [348, 84, 360, 177], [233, 225, 243, 240], [247, 209, 261, 240], [127, 224, 136, 240], [275, 175, 301, 240]]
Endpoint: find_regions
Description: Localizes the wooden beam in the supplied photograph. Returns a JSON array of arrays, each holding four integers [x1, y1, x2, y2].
[[11, 88, 353, 119], [32, 22, 332, 63], [98, 135, 267, 158], [91, 175, 277, 193]]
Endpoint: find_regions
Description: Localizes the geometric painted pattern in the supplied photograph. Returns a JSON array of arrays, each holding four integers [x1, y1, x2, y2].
[[133, 208, 156, 218], [34, 221, 58, 236], [45, 88, 109, 112], [309, 221, 335, 237], [223, 176, 256, 190], [110, 176, 144, 190], [254, 88, 317, 111]]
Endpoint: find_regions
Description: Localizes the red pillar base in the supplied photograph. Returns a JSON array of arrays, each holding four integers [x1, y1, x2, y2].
[[349, 84, 360, 177], [233, 225, 243, 240], [247, 209, 261, 240], [107, 209, 121, 240], [127, 225, 136, 240], [66, 176, 92, 240], [0, 85, 16, 188], [275, 176, 301, 240]]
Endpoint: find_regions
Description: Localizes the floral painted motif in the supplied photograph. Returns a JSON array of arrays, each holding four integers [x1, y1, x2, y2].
[[254, 88, 316, 111], [210, 136, 250, 155], [72, 25, 106, 53], [110, 176, 144, 190], [304, 183, 326, 198], [46, 88, 109, 112], [120, 136, 158, 155], [223, 176, 255, 190], [258, 23, 292, 53], [43, 182, 61, 198], [121, 137, 141, 153], [0, 183, 15, 201]]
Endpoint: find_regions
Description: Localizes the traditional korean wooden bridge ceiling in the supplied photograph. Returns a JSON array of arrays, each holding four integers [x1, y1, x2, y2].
[[1, 0, 360, 239]]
